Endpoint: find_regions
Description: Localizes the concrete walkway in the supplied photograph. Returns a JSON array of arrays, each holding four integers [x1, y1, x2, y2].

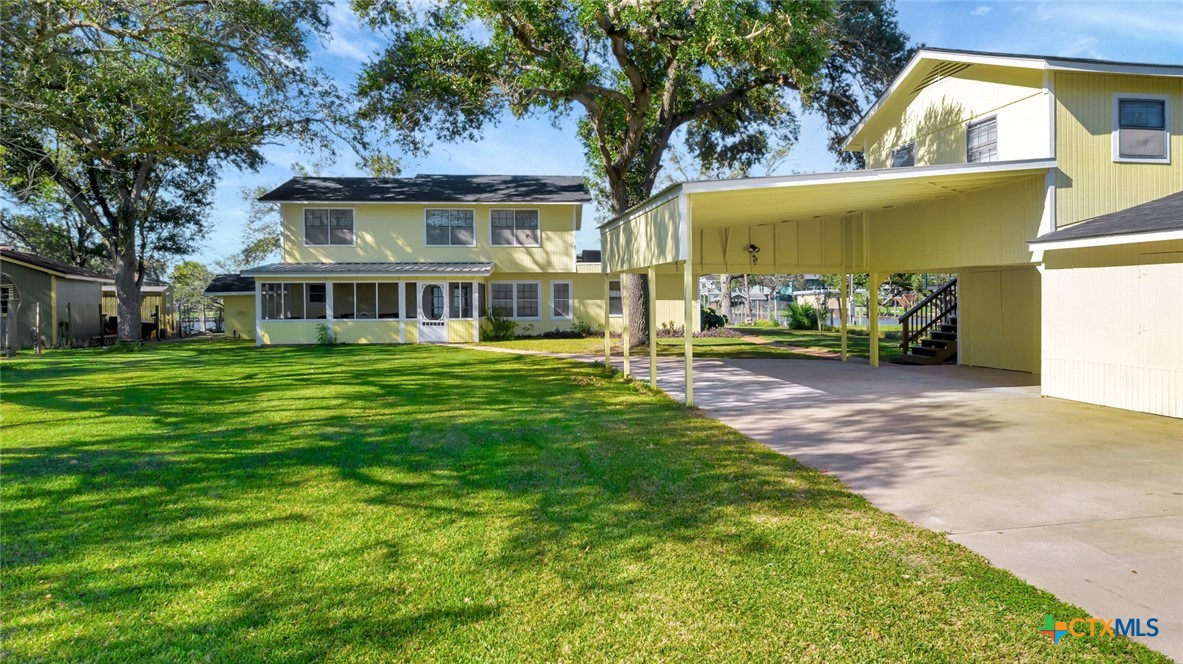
[[593, 354, 1183, 660]]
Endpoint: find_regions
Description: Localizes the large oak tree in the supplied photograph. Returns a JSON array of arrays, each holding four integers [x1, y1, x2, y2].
[[354, 0, 910, 342], [1, 0, 340, 340]]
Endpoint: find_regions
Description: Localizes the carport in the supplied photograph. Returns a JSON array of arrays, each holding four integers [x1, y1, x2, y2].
[[598, 159, 1055, 405]]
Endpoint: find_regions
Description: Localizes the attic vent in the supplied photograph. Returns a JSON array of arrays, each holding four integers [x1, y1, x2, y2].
[[911, 62, 971, 94]]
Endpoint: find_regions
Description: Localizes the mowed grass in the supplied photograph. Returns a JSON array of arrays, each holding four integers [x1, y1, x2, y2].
[[736, 326, 904, 361], [0, 342, 1163, 662]]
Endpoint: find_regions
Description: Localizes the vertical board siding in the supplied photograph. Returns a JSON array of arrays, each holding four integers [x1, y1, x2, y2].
[[222, 295, 255, 340], [54, 279, 103, 344], [1041, 240, 1183, 418], [959, 267, 1040, 373], [0, 261, 55, 349], [1055, 72, 1183, 228], [601, 197, 681, 273]]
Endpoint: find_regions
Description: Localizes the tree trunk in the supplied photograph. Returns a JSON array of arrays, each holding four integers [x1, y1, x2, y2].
[[112, 239, 143, 342], [626, 272, 648, 346], [719, 274, 731, 321]]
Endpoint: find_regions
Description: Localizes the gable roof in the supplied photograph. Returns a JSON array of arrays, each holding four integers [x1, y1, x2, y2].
[[205, 273, 256, 295], [844, 48, 1183, 152], [0, 247, 112, 282], [258, 174, 590, 204], [1030, 191, 1183, 249]]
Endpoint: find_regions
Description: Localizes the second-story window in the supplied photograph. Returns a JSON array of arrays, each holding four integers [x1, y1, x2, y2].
[[966, 117, 998, 163], [491, 210, 540, 246], [1115, 97, 1169, 162], [890, 142, 915, 168], [304, 209, 354, 246], [426, 209, 475, 246]]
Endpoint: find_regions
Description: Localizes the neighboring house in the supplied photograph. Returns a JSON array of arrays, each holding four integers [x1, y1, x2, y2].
[[0, 247, 110, 349], [206, 274, 256, 340], [600, 48, 1182, 417], [213, 174, 692, 345], [101, 282, 176, 339]]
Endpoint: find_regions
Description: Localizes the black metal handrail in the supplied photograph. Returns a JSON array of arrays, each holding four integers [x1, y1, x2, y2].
[[900, 278, 957, 357]]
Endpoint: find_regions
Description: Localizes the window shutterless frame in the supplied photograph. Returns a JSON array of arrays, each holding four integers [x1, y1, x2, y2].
[[489, 208, 542, 247], [424, 208, 477, 247], [965, 116, 998, 163], [1112, 93, 1171, 164], [302, 208, 356, 246], [890, 142, 916, 168], [550, 280, 573, 319], [487, 280, 542, 320]]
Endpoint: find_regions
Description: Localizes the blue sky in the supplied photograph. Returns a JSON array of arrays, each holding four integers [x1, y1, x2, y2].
[[195, 0, 1183, 264]]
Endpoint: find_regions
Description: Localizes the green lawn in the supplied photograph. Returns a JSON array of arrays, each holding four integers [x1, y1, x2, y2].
[[1, 342, 1161, 661], [735, 326, 904, 361], [474, 336, 819, 360]]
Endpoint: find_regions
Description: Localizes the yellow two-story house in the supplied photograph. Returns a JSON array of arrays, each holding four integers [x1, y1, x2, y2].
[[600, 48, 1182, 417], [212, 174, 689, 345]]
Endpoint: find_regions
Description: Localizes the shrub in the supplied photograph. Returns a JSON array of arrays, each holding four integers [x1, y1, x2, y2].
[[314, 323, 336, 346], [483, 309, 517, 341], [700, 307, 727, 330], [751, 318, 779, 328], [787, 302, 819, 330], [570, 319, 601, 338]]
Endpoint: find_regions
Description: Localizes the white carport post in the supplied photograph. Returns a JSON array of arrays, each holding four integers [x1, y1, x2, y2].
[[603, 273, 612, 365], [681, 194, 695, 407], [647, 265, 657, 389], [838, 273, 849, 361], [869, 271, 882, 368], [621, 275, 631, 377]]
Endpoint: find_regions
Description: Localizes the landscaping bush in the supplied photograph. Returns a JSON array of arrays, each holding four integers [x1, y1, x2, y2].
[[482, 309, 517, 341], [700, 307, 727, 330], [570, 319, 600, 337], [786, 302, 819, 330], [314, 323, 336, 346], [751, 318, 780, 328], [656, 323, 743, 339]]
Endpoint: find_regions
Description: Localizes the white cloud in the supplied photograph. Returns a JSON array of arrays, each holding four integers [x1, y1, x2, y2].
[[971, 5, 992, 17], [1035, 2, 1183, 44], [319, 0, 381, 64], [1056, 35, 1103, 59]]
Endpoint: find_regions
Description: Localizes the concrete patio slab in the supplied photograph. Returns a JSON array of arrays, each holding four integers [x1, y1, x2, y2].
[[608, 355, 1183, 660]]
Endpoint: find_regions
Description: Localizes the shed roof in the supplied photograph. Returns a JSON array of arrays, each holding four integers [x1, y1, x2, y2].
[[0, 247, 112, 282], [259, 174, 590, 204], [1030, 191, 1183, 248], [204, 274, 257, 295]]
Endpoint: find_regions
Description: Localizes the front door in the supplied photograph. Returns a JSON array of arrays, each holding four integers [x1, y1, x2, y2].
[[419, 282, 448, 343]]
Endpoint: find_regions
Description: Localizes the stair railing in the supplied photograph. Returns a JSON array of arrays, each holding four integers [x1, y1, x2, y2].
[[899, 278, 958, 359]]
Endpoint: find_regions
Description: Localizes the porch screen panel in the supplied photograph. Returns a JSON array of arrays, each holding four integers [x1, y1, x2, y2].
[[450, 283, 473, 318], [261, 283, 282, 320], [377, 283, 399, 319], [283, 284, 305, 319], [333, 283, 356, 318], [404, 282, 417, 317], [356, 283, 377, 319], [306, 284, 327, 319]]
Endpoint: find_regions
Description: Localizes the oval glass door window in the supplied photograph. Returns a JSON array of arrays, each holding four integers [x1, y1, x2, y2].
[[421, 284, 445, 321]]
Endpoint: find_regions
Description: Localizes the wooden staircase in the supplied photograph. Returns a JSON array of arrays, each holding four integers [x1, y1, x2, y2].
[[898, 278, 958, 365]]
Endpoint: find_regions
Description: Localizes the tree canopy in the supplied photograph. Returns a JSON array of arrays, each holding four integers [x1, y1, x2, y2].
[[0, 0, 340, 339]]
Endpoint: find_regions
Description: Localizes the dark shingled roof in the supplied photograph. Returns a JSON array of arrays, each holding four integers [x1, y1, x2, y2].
[[242, 262, 495, 276], [259, 174, 590, 203], [0, 247, 111, 281], [1031, 191, 1183, 244], [205, 273, 256, 295]]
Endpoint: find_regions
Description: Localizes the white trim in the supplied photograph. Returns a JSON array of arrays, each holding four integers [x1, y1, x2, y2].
[[302, 207, 357, 247], [207, 290, 255, 297], [1111, 93, 1171, 164], [254, 280, 262, 346], [549, 280, 573, 320], [843, 48, 1183, 151], [488, 280, 543, 320], [1030, 229, 1183, 251], [276, 200, 585, 206], [472, 279, 480, 342], [424, 208, 477, 247], [243, 270, 493, 279], [488, 208, 542, 247]]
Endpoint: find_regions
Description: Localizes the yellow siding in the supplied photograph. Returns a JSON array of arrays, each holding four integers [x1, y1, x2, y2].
[[1054, 72, 1183, 228], [867, 176, 1045, 271], [447, 319, 477, 343], [333, 320, 401, 344], [222, 294, 255, 340], [601, 197, 683, 273], [958, 266, 1041, 373], [282, 203, 578, 273], [258, 321, 320, 345], [695, 216, 850, 274], [1041, 240, 1182, 418], [862, 65, 1049, 168]]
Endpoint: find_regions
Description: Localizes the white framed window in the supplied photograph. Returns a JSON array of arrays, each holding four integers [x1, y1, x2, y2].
[[966, 116, 998, 163], [490, 209, 540, 246], [1113, 94, 1170, 163], [890, 142, 915, 168], [609, 279, 622, 317], [489, 281, 540, 319], [425, 209, 476, 246], [551, 281, 572, 319], [304, 208, 354, 246]]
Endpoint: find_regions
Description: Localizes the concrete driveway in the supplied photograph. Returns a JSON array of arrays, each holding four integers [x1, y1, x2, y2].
[[612, 355, 1183, 660]]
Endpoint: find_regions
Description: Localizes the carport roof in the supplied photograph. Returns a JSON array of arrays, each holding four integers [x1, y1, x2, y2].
[[241, 262, 496, 278], [602, 158, 1056, 231]]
